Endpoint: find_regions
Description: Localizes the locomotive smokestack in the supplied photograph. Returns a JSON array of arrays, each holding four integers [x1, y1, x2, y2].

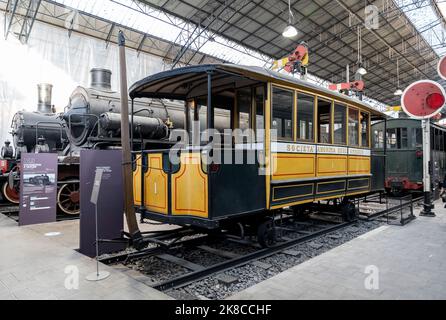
[[90, 68, 112, 91], [37, 83, 53, 113]]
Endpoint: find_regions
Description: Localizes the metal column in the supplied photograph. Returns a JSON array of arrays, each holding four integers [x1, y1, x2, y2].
[[420, 119, 435, 216]]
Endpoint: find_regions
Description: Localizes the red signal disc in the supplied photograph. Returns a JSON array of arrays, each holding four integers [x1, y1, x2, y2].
[[401, 80, 446, 119]]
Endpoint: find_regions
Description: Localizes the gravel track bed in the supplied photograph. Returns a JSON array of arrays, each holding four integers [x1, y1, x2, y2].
[[123, 256, 189, 283], [169, 247, 228, 267], [167, 220, 384, 300]]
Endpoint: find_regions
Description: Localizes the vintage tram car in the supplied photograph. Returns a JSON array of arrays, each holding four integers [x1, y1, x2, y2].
[[130, 64, 386, 245], [371, 117, 446, 195]]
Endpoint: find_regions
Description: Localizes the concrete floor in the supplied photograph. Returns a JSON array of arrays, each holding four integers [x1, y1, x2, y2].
[[229, 200, 446, 300], [0, 214, 171, 300], [1, 200, 445, 300]]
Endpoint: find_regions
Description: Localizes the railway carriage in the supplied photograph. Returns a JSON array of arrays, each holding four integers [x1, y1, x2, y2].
[[130, 64, 386, 244], [371, 118, 446, 195]]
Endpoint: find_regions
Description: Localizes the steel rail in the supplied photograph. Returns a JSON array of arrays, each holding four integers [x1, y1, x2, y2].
[[152, 221, 353, 291]]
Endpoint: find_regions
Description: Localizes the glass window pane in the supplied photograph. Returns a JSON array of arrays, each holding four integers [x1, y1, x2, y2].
[[348, 108, 359, 146], [334, 103, 346, 144], [401, 128, 408, 149], [387, 128, 396, 149], [413, 128, 422, 148], [318, 99, 332, 144], [360, 112, 369, 147], [373, 129, 384, 149], [272, 87, 294, 140], [296, 93, 314, 141], [237, 88, 251, 130], [255, 86, 264, 142]]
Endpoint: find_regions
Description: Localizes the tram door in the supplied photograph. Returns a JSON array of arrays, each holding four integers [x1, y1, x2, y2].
[[209, 85, 266, 218]]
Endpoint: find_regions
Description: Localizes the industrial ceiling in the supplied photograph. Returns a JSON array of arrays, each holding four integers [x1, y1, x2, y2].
[[2, 0, 445, 106]]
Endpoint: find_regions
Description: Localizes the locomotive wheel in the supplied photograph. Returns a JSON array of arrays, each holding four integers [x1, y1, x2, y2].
[[257, 219, 276, 248], [57, 183, 80, 215], [341, 201, 358, 222], [1, 181, 19, 204]]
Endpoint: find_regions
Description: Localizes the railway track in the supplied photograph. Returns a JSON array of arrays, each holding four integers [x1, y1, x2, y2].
[[100, 213, 372, 299], [152, 220, 352, 292], [100, 193, 422, 299]]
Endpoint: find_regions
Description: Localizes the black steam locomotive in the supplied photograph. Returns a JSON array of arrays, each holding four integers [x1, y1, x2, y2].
[[0, 68, 194, 215]]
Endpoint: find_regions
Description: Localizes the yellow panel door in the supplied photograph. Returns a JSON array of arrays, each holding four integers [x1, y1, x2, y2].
[[133, 155, 142, 206], [172, 153, 208, 218], [144, 154, 168, 214]]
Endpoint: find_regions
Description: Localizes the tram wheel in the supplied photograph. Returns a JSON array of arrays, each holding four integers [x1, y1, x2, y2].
[[57, 183, 80, 215], [257, 219, 276, 248], [1, 181, 19, 204], [341, 200, 358, 222]]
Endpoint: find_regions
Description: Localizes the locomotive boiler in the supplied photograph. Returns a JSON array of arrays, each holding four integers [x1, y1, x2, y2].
[[1, 68, 232, 215], [63, 68, 182, 153]]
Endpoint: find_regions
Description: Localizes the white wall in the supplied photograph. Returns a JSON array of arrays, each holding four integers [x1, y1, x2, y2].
[[0, 15, 165, 144]]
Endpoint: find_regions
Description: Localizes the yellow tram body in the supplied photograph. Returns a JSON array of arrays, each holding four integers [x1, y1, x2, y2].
[[130, 64, 384, 228]]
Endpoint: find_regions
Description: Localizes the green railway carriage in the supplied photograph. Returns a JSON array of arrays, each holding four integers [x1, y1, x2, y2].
[[130, 64, 386, 241], [371, 118, 446, 194]]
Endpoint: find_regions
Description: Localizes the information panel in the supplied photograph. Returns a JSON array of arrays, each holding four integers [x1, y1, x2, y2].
[[79, 150, 125, 257], [19, 153, 58, 226]]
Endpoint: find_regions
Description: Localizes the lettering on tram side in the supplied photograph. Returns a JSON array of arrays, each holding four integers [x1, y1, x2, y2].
[[317, 145, 348, 155], [271, 142, 315, 153], [348, 148, 371, 156]]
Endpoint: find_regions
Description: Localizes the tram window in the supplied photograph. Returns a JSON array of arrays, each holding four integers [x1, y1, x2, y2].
[[188, 103, 208, 145], [296, 93, 314, 142], [214, 107, 231, 146], [318, 99, 332, 144], [237, 88, 251, 130], [255, 86, 264, 142], [386, 128, 407, 149], [334, 103, 346, 144], [348, 108, 359, 146], [272, 87, 294, 140], [387, 128, 397, 149], [360, 112, 369, 147], [373, 130, 384, 149], [444, 131, 446, 151], [434, 129, 438, 151], [413, 128, 422, 148], [401, 128, 408, 149]]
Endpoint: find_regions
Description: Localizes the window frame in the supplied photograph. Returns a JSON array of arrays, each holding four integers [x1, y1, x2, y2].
[[316, 97, 333, 145], [359, 110, 371, 148], [271, 85, 295, 142], [295, 91, 316, 143], [348, 107, 360, 147], [333, 102, 347, 146]]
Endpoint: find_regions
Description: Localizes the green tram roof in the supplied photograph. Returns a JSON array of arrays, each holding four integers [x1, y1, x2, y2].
[[129, 64, 385, 118]]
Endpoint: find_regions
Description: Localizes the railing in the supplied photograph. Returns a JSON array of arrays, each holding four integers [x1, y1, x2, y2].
[[356, 191, 418, 225]]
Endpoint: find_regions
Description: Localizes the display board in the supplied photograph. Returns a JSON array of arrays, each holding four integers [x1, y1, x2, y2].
[[19, 153, 58, 226], [79, 150, 125, 257]]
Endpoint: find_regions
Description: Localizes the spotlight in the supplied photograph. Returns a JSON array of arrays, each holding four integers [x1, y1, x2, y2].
[[282, 25, 298, 38], [394, 89, 403, 96], [357, 66, 367, 76]]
